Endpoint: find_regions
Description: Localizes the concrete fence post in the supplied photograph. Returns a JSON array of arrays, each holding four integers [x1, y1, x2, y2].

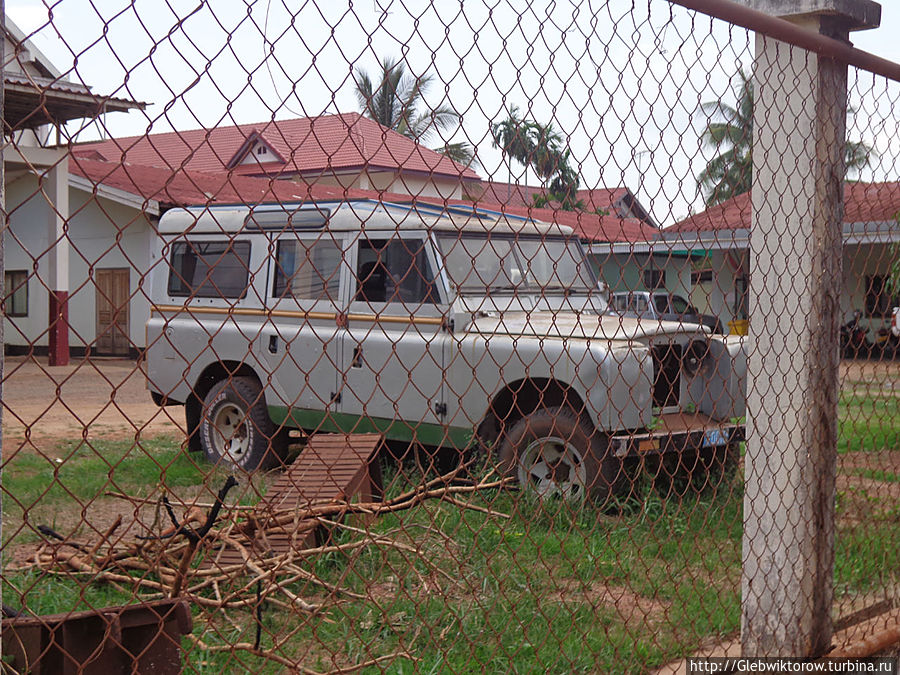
[[741, 0, 881, 657]]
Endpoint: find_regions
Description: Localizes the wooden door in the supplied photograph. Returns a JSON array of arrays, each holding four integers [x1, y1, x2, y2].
[[95, 268, 131, 356]]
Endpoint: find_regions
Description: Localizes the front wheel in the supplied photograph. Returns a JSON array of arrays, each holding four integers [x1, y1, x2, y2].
[[200, 377, 283, 471], [498, 407, 619, 503]]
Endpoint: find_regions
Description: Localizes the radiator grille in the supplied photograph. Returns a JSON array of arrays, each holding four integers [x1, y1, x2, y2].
[[652, 343, 682, 409]]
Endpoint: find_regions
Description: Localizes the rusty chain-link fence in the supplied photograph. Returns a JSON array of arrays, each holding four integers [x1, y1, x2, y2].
[[1, 0, 899, 672]]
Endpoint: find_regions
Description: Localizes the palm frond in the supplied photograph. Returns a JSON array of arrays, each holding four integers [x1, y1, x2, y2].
[[436, 141, 477, 168]]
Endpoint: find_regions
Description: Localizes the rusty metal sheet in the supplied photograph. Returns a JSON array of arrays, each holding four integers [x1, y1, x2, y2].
[[1, 599, 192, 675], [210, 433, 384, 569]]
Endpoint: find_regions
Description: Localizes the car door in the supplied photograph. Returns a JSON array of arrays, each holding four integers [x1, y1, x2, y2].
[[258, 230, 349, 425], [338, 232, 449, 436]]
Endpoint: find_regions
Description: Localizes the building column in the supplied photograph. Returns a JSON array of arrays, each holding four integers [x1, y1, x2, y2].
[[741, 0, 880, 657], [45, 155, 69, 366]]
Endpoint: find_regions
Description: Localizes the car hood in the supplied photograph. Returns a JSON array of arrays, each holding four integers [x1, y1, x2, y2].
[[465, 310, 707, 342]]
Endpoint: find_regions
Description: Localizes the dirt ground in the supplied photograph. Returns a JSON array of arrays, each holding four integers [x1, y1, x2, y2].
[[2, 355, 183, 454]]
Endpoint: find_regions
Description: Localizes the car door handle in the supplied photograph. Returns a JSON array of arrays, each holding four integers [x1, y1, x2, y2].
[[351, 346, 363, 368], [268, 335, 279, 354]]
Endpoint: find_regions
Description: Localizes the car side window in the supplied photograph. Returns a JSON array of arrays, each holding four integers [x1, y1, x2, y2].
[[273, 237, 342, 302], [168, 240, 251, 299], [633, 295, 650, 317], [354, 237, 438, 306], [653, 295, 669, 314]]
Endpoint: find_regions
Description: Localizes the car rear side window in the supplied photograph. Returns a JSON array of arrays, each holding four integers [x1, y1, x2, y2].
[[273, 238, 342, 301], [168, 240, 251, 299]]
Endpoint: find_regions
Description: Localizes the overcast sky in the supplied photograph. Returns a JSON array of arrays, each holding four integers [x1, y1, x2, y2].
[[7, 0, 900, 225]]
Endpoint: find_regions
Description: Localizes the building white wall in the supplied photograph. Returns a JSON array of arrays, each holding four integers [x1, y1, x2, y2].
[[594, 251, 693, 297], [366, 170, 463, 199], [298, 168, 465, 200], [4, 176, 155, 351], [588, 243, 900, 336]]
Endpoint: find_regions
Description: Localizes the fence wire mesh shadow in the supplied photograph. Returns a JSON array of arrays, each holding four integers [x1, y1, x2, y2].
[[1, 1, 899, 673]]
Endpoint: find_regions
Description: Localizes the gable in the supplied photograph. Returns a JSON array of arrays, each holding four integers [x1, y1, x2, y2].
[[225, 129, 286, 170]]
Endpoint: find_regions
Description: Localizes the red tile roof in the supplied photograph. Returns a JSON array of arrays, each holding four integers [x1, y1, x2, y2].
[[669, 182, 900, 232], [70, 157, 654, 243], [73, 112, 479, 181], [496, 206, 656, 243], [439, 200, 657, 243], [470, 181, 631, 212], [576, 187, 632, 213], [69, 157, 381, 208]]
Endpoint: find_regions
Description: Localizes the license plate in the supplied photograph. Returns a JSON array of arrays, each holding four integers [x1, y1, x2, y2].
[[702, 428, 728, 447]]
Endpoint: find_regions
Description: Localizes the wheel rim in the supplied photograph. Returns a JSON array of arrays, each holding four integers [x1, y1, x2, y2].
[[517, 435, 587, 500], [211, 402, 250, 463]]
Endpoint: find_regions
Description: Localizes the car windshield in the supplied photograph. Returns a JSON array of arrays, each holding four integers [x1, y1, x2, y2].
[[437, 235, 595, 294], [671, 295, 691, 313]]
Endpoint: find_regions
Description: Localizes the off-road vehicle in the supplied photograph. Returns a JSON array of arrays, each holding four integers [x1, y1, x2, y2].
[[608, 290, 725, 334], [146, 200, 747, 501]]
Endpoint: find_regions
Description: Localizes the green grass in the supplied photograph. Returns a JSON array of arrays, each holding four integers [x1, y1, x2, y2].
[[1, 436, 269, 547], [3, 436, 202, 507], [850, 468, 900, 482], [169, 474, 746, 674], [3, 388, 899, 673], [838, 392, 900, 454]]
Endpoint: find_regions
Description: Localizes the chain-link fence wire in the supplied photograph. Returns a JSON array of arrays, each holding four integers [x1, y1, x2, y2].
[[1, 1, 899, 672]]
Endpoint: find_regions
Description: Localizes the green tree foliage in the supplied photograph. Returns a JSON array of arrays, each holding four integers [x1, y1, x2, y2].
[[698, 68, 873, 206], [490, 106, 582, 210], [354, 56, 475, 167], [697, 69, 754, 207]]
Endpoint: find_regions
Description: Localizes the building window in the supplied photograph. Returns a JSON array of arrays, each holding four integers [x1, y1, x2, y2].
[[644, 268, 664, 289], [691, 269, 713, 284], [4, 270, 28, 317], [864, 275, 898, 318], [734, 275, 749, 320]]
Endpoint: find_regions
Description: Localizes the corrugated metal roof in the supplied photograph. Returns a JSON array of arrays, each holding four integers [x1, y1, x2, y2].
[[4, 73, 144, 130]]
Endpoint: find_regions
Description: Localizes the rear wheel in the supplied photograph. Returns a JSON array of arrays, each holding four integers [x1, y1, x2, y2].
[[498, 407, 619, 503], [200, 377, 284, 471]]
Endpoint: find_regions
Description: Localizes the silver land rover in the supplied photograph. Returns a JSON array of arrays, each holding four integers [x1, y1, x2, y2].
[[146, 200, 746, 501]]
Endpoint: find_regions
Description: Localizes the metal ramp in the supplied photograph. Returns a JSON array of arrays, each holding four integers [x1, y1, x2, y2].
[[208, 433, 384, 570]]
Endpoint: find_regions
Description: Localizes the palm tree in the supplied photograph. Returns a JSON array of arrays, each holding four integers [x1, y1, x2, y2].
[[491, 108, 581, 207], [528, 121, 565, 188], [844, 134, 873, 178], [354, 57, 475, 166], [490, 105, 536, 186], [697, 69, 754, 207], [698, 68, 874, 206]]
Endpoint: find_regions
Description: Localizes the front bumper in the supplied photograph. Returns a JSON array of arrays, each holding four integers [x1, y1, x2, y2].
[[610, 412, 744, 459]]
